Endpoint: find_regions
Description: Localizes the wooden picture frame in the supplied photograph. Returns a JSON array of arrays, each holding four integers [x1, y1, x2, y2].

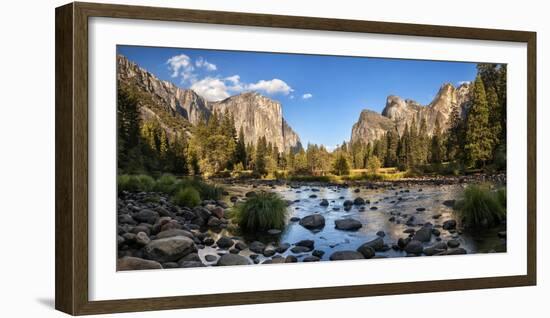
[[55, 2, 537, 315]]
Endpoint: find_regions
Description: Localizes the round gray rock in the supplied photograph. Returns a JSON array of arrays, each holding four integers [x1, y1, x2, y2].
[[335, 218, 362, 231], [117, 256, 162, 271], [299, 214, 326, 230], [143, 236, 196, 263], [217, 253, 250, 266], [329, 250, 365, 261]]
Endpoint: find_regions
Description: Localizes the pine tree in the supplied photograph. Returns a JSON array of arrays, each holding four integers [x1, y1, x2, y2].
[[367, 155, 381, 174], [171, 132, 188, 175], [408, 119, 419, 167], [430, 117, 443, 164], [486, 85, 502, 152], [117, 87, 142, 172], [332, 152, 350, 176], [496, 65, 507, 140], [418, 118, 429, 164], [235, 126, 247, 167], [464, 75, 493, 167], [445, 104, 464, 161], [253, 136, 268, 177], [385, 128, 398, 167]]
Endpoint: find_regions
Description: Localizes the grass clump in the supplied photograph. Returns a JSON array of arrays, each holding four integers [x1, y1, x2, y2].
[[176, 178, 224, 200], [118, 174, 155, 193], [455, 184, 506, 229], [172, 187, 201, 208], [152, 174, 178, 193], [230, 191, 288, 233]]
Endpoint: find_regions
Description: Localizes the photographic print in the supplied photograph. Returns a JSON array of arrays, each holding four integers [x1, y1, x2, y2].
[[116, 45, 507, 271]]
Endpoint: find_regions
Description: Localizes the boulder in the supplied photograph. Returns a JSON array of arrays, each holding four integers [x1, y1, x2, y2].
[[334, 218, 363, 231], [135, 232, 151, 246], [356, 244, 375, 259], [404, 240, 423, 255], [133, 209, 159, 224], [353, 197, 365, 205], [179, 261, 206, 268], [358, 237, 385, 251], [423, 242, 448, 256], [249, 241, 266, 254], [217, 253, 250, 266], [302, 256, 321, 262], [118, 214, 137, 225], [160, 220, 182, 232], [295, 239, 315, 249], [299, 214, 326, 230], [117, 256, 162, 271], [447, 240, 461, 248], [275, 243, 290, 253], [413, 226, 432, 242], [143, 236, 196, 263], [207, 216, 222, 227], [285, 255, 298, 263], [156, 229, 194, 240], [235, 242, 248, 250], [204, 254, 217, 262], [193, 206, 212, 220], [210, 206, 225, 219], [442, 200, 456, 207], [291, 246, 312, 253], [216, 236, 234, 249], [443, 219, 457, 230], [436, 248, 467, 256], [312, 250, 325, 258], [329, 250, 365, 261], [320, 199, 329, 206]]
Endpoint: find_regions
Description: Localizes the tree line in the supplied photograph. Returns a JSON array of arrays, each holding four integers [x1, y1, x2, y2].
[[341, 63, 507, 173], [118, 63, 506, 178]]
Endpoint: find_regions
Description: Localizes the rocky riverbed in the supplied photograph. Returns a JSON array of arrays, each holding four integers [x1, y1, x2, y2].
[[117, 181, 506, 271]]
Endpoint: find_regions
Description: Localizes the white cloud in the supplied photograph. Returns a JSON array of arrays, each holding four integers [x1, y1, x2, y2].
[[225, 75, 244, 92], [289, 95, 295, 99], [195, 57, 217, 71], [166, 54, 194, 79], [302, 93, 313, 99], [247, 79, 293, 95], [190, 77, 230, 102], [225, 75, 240, 85]]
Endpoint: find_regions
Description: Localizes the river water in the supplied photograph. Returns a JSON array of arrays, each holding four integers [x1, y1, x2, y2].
[[199, 183, 505, 264]]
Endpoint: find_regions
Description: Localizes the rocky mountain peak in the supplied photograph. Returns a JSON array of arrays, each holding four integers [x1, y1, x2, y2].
[[117, 55, 302, 153], [351, 82, 472, 145]]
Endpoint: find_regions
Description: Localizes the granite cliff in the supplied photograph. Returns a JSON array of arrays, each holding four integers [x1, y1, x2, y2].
[[117, 55, 302, 153]]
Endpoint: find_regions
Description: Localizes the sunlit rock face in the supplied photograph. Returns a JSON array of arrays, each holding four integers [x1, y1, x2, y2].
[[117, 55, 302, 153], [351, 83, 472, 145], [210, 92, 302, 153]]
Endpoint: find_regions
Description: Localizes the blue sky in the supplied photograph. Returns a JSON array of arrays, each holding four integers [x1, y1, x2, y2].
[[117, 45, 477, 149]]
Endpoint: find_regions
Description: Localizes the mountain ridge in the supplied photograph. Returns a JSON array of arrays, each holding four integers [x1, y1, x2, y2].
[[351, 82, 472, 145], [117, 55, 303, 153]]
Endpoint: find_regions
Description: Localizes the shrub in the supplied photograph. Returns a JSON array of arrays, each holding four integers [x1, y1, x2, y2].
[[118, 174, 154, 192], [153, 174, 178, 193], [367, 156, 382, 174], [172, 187, 201, 207], [136, 174, 155, 192], [230, 191, 288, 232], [175, 177, 224, 200], [332, 154, 350, 176], [455, 184, 506, 229]]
